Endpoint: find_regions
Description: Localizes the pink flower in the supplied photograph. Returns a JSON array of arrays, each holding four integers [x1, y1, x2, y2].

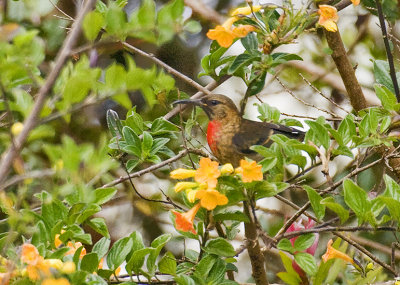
[[286, 218, 319, 276]]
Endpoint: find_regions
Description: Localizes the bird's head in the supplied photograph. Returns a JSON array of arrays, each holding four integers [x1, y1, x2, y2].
[[173, 94, 240, 121]]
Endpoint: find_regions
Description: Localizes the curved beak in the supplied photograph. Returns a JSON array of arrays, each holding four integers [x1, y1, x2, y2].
[[172, 98, 205, 107]]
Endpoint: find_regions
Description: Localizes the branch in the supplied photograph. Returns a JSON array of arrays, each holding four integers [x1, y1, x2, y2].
[[376, 0, 400, 101], [122, 41, 212, 96], [101, 149, 208, 189], [0, 0, 97, 185], [324, 30, 367, 112]]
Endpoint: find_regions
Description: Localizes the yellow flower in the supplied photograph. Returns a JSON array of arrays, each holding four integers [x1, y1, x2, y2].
[[26, 257, 51, 280], [322, 239, 354, 264], [230, 5, 262, 16], [187, 189, 199, 203], [351, 0, 360, 5], [318, 5, 338, 32], [195, 189, 228, 210], [41, 278, 70, 285], [221, 163, 234, 174], [235, 159, 263, 183], [11, 122, 24, 136], [174, 182, 198, 193], [43, 259, 63, 270], [21, 244, 40, 265], [195, 157, 220, 188], [61, 261, 76, 274], [172, 203, 202, 234], [66, 241, 86, 259], [207, 17, 256, 48], [170, 169, 196, 179]]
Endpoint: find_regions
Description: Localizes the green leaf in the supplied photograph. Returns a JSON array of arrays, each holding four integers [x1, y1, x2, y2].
[[122, 126, 141, 157], [76, 204, 101, 224], [92, 237, 111, 260], [141, 131, 153, 158], [305, 120, 330, 149], [374, 84, 398, 111], [294, 234, 316, 252], [228, 54, 256, 75], [204, 238, 235, 257], [277, 272, 301, 285], [151, 233, 171, 248], [278, 251, 301, 283], [304, 186, 325, 220], [241, 33, 258, 52], [257, 102, 280, 122], [213, 211, 249, 222], [158, 252, 177, 276], [294, 252, 317, 276], [183, 20, 201, 34], [81, 252, 99, 273], [107, 109, 123, 137], [343, 179, 370, 224], [130, 231, 145, 253], [137, 0, 156, 28], [374, 60, 400, 94], [383, 174, 400, 201], [105, 63, 127, 90], [126, 248, 152, 274], [277, 239, 295, 254], [105, 5, 126, 38], [378, 197, 400, 222], [83, 11, 104, 41], [92, 187, 117, 205], [321, 197, 349, 224], [107, 237, 133, 271], [246, 71, 267, 96], [87, 218, 110, 238]]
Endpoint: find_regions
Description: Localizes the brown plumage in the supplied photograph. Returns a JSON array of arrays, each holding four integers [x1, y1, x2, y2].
[[174, 94, 305, 166]]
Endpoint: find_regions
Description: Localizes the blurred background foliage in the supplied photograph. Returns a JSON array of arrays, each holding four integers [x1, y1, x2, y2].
[[0, 0, 400, 283]]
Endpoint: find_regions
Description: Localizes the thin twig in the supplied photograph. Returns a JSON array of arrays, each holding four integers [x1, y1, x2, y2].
[[376, 0, 400, 101], [275, 76, 341, 118], [101, 149, 208, 189], [122, 41, 212, 96]]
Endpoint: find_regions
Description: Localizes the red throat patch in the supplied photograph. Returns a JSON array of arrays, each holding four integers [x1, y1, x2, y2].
[[207, 120, 221, 153]]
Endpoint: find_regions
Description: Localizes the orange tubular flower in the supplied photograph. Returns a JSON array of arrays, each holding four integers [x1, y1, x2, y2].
[[172, 203, 202, 234], [322, 239, 355, 264], [235, 159, 263, 183], [66, 242, 86, 259], [195, 157, 220, 188], [318, 5, 339, 32], [351, 0, 360, 5], [207, 17, 256, 48], [195, 189, 228, 210]]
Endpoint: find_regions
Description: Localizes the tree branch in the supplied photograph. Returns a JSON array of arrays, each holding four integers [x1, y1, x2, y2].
[[324, 30, 367, 112]]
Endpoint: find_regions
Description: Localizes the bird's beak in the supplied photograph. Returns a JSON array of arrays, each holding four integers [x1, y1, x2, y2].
[[172, 98, 205, 107]]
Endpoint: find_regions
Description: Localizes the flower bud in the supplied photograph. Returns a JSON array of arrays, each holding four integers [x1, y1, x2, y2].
[[174, 182, 198, 193], [170, 169, 196, 179], [220, 163, 234, 174], [11, 122, 23, 136]]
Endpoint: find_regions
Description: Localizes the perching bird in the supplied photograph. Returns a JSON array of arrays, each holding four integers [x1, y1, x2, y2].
[[174, 94, 305, 167]]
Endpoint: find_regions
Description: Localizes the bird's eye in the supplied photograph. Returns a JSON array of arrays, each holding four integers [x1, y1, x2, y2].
[[210, 100, 219, 106]]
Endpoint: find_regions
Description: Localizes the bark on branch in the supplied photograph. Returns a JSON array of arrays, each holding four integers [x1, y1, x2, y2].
[[324, 30, 367, 112]]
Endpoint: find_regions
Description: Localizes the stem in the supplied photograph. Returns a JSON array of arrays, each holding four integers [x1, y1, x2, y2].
[[243, 200, 269, 285], [376, 0, 400, 101], [324, 30, 367, 112]]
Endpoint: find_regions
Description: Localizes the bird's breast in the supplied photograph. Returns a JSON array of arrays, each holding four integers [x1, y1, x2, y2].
[[207, 120, 221, 154]]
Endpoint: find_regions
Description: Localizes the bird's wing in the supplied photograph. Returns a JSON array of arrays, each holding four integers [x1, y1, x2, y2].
[[232, 120, 304, 155]]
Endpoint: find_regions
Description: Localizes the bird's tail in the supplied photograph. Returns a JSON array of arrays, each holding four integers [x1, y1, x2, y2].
[[272, 124, 305, 141]]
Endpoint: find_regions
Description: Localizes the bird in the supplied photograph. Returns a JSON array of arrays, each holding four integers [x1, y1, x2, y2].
[[173, 94, 305, 167]]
